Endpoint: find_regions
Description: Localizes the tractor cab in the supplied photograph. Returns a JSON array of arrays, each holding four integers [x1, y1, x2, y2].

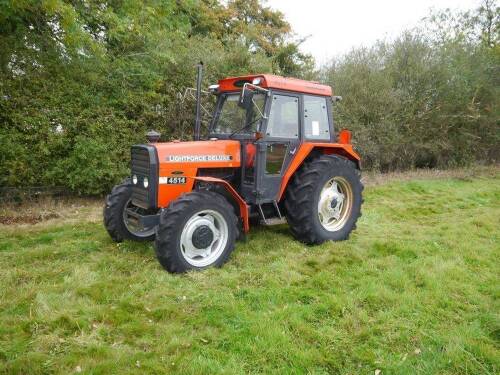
[[208, 75, 335, 206]]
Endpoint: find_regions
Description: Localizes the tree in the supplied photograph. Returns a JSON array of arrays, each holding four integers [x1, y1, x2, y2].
[[0, 0, 312, 194], [320, 2, 499, 170]]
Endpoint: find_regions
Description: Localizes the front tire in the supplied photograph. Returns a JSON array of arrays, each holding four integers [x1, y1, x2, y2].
[[103, 179, 156, 242], [154, 191, 238, 273], [284, 155, 363, 244]]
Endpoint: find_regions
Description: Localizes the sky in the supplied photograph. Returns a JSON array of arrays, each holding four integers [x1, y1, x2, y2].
[[267, 0, 480, 64]]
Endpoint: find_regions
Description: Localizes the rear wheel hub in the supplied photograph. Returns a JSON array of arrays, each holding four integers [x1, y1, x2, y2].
[[318, 176, 353, 232], [330, 198, 338, 209]]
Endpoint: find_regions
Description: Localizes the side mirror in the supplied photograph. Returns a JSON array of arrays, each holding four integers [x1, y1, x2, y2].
[[238, 86, 254, 109]]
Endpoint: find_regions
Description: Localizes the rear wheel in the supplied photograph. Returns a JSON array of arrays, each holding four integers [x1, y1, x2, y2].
[[103, 179, 156, 242], [284, 155, 363, 244], [154, 191, 238, 273]]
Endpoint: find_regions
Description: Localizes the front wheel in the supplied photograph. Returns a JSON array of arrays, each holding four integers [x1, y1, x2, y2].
[[103, 179, 156, 242], [284, 155, 363, 244], [154, 191, 238, 273]]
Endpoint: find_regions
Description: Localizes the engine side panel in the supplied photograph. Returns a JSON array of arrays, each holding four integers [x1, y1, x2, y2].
[[153, 140, 241, 208]]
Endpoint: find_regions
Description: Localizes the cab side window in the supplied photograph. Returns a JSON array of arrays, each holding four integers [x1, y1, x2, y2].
[[303, 95, 330, 140], [266, 95, 299, 139]]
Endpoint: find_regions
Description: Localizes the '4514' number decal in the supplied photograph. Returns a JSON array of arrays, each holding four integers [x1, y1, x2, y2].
[[160, 176, 186, 185]]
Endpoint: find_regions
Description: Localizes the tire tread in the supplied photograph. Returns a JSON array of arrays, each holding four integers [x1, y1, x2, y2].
[[284, 154, 363, 244], [154, 191, 238, 273]]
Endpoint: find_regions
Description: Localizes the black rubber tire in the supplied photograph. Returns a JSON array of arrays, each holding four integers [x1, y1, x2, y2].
[[154, 191, 238, 273], [284, 155, 363, 244], [103, 179, 155, 242]]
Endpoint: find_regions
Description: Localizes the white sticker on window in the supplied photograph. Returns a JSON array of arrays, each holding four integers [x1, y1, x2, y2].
[[311, 121, 320, 136]]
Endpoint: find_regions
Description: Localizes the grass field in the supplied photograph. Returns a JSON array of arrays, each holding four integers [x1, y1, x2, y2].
[[0, 169, 499, 374]]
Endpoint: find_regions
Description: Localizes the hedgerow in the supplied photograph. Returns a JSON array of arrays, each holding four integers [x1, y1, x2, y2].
[[0, 1, 498, 194]]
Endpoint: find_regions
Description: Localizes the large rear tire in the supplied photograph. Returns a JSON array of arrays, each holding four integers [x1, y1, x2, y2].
[[284, 155, 363, 244], [103, 179, 156, 242], [154, 191, 238, 273]]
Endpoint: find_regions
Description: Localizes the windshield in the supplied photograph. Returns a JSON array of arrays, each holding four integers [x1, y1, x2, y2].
[[212, 93, 266, 135]]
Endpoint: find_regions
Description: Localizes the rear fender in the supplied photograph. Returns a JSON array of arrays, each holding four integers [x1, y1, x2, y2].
[[277, 143, 360, 201]]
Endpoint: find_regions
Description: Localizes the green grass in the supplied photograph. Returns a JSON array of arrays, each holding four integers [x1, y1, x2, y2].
[[0, 175, 499, 374]]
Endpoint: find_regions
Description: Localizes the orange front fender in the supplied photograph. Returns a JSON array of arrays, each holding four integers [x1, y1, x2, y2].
[[193, 176, 250, 233]]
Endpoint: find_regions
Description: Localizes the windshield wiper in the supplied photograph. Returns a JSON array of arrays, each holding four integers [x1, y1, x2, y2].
[[228, 116, 264, 139]]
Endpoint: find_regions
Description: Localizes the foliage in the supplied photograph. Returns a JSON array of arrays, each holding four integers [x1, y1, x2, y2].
[[321, 1, 499, 171], [0, 172, 499, 373], [0, 0, 498, 193], [0, 0, 311, 194]]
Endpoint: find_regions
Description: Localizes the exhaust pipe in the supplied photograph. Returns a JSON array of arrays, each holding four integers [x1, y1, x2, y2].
[[194, 61, 203, 141]]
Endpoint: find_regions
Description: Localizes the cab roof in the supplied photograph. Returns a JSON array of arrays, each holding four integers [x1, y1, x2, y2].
[[218, 74, 332, 97]]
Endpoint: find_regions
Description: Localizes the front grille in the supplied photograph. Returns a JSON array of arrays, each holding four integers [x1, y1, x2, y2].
[[131, 145, 158, 209]]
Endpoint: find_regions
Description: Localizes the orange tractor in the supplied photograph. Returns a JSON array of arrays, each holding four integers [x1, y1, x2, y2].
[[104, 68, 363, 273]]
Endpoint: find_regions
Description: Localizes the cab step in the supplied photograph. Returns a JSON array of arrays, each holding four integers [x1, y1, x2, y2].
[[260, 217, 287, 226], [257, 201, 284, 225]]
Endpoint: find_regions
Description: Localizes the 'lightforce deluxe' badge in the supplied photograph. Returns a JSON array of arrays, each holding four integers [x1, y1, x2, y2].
[[166, 155, 232, 162]]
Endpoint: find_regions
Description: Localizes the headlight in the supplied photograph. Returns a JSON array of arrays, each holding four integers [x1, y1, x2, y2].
[[132, 175, 138, 184], [143, 177, 149, 188]]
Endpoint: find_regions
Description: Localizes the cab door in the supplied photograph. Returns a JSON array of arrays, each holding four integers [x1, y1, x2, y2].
[[254, 93, 301, 204]]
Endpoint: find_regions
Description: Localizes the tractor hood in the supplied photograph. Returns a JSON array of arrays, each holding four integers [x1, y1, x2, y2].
[[151, 139, 241, 208], [153, 139, 241, 172]]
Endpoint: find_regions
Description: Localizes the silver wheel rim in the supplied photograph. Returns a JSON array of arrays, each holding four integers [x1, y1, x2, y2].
[[317, 176, 353, 232], [179, 209, 228, 267], [122, 199, 156, 238]]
